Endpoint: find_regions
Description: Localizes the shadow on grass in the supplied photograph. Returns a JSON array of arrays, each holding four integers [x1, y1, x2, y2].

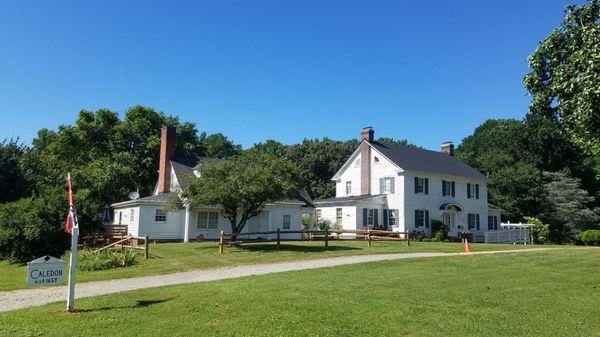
[[234, 243, 361, 253], [71, 298, 174, 313]]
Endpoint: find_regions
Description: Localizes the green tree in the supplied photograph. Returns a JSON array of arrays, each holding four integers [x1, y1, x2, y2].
[[177, 153, 297, 238], [287, 138, 359, 199], [488, 162, 544, 220], [524, 1, 600, 174], [541, 171, 600, 243], [198, 132, 241, 159], [0, 139, 29, 202]]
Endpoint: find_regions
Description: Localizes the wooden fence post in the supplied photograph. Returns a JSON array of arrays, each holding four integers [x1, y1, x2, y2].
[[406, 232, 410, 246], [219, 230, 224, 254], [144, 234, 149, 259], [276, 228, 281, 250], [324, 228, 329, 247], [367, 229, 372, 248]]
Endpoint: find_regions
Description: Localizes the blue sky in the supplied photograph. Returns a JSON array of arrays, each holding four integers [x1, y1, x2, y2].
[[0, 0, 584, 150]]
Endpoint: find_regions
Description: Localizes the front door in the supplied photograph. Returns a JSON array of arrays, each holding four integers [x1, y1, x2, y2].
[[443, 211, 456, 231]]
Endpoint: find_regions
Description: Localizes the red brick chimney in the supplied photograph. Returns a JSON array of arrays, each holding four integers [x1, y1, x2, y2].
[[157, 125, 176, 194], [360, 127, 374, 195]]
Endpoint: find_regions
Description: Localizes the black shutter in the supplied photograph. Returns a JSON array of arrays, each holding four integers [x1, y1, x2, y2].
[[425, 210, 430, 228], [390, 178, 395, 194], [451, 181, 455, 197], [363, 208, 368, 227], [442, 180, 447, 196], [374, 209, 379, 226], [475, 184, 480, 199], [383, 209, 388, 227], [414, 177, 419, 193], [379, 178, 384, 194], [467, 183, 471, 198], [425, 178, 429, 195], [414, 210, 419, 228], [476, 214, 480, 230]]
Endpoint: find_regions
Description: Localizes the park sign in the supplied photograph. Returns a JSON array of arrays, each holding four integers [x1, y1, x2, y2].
[[27, 256, 65, 287]]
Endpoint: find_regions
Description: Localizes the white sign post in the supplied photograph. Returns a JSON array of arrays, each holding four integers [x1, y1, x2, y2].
[[65, 173, 79, 312], [27, 256, 65, 286], [66, 226, 79, 311]]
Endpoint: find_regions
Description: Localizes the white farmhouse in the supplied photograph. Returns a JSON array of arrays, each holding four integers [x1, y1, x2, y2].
[[315, 127, 502, 242], [111, 126, 313, 241]]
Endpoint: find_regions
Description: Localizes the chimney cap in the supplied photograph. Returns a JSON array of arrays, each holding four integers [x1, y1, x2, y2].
[[441, 141, 453, 145]]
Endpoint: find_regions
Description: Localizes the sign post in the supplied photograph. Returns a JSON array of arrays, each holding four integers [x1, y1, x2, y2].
[[65, 173, 79, 312], [27, 256, 65, 287]]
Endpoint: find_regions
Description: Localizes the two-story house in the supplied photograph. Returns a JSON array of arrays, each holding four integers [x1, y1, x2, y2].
[[314, 127, 502, 241]]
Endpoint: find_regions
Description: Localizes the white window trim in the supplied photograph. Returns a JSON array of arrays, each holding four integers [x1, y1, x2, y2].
[[282, 214, 291, 230], [388, 209, 396, 227], [155, 209, 167, 222], [197, 210, 219, 230], [345, 181, 352, 195], [416, 177, 426, 194]]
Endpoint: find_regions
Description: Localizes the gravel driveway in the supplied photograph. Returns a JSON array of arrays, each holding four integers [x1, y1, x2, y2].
[[0, 248, 554, 313]]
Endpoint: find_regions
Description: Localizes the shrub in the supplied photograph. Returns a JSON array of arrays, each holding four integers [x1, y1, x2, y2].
[[317, 219, 332, 230], [301, 215, 313, 230], [524, 216, 550, 244], [433, 230, 445, 242], [579, 230, 600, 246], [0, 188, 68, 263], [430, 219, 448, 241], [77, 249, 140, 271]]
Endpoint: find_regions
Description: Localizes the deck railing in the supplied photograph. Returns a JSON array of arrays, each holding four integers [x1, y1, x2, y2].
[[484, 229, 531, 244]]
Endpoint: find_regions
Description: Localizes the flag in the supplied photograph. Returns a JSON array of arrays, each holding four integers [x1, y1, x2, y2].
[[65, 173, 79, 234]]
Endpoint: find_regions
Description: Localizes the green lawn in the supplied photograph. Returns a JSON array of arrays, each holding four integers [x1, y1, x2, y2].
[[1, 248, 597, 336], [1, 240, 541, 292]]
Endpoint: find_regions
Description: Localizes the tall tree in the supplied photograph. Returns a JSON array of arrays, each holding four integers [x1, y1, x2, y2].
[[0, 139, 29, 203], [198, 132, 241, 159], [524, 0, 600, 174], [541, 171, 600, 243]]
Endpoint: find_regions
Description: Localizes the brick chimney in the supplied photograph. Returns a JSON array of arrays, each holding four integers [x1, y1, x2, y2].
[[441, 141, 454, 156], [157, 125, 176, 194], [360, 127, 374, 195]]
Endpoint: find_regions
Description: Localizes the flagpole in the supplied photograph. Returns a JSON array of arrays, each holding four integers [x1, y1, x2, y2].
[[66, 173, 79, 312]]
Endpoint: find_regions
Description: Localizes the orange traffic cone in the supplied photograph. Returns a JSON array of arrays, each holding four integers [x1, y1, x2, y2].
[[464, 238, 472, 253]]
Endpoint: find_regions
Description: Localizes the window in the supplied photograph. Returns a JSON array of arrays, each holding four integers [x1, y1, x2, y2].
[[442, 180, 455, 197], [316, 209, 322, 221], [468, 213, 480, 230], [345, 181, 352, 195], [336, 208, 342, 225], [387, 209, 397, 227], [355, 158, 361, 167], [380, 177, 395, 194], [374, 156, 380, 163], [488, 216, 498, 230], [155, 209, 166, 222], [197, 211, 218, 229], [414, 209, 429, 228], [282, 214, 291, 230], [467, 183, 480, 199], [414, 177, 429, 194], [363, 208, 379, 227], [130, 209, 135, 224]]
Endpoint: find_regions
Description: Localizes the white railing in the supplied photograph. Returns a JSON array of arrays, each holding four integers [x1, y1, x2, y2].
[[484, 229, 531, 244]]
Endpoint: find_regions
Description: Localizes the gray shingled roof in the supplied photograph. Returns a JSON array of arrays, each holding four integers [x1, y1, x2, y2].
[[171, 156, 200, 189], [370, 141, 487, 181]]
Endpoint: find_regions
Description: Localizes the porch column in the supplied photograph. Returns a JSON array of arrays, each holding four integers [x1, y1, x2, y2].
[[184, 205, 191, 243]]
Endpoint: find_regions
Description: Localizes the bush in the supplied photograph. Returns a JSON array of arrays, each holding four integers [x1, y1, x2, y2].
[[77, 249, 140, 271], [579, 230, 600, 246], [317, 219, 332, 230], [0, 188, 68, 263], [430, 219, 448, 241], [524, 216, 550, 244]]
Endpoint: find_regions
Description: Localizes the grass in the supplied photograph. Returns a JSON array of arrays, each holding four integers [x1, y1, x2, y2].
[[1, 248, 598, 336], [1, 240, 543, 292]]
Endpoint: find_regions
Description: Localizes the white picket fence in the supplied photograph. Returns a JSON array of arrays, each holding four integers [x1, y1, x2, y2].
[[484, 229, 531, 244]]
